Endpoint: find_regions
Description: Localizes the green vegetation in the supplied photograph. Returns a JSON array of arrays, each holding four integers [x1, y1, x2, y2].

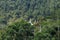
[[0, 0, 60, 40], [1, 19, 34, 40]]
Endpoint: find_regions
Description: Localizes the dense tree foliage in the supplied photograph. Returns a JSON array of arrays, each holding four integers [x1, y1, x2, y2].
[[1, 19, 34, 40], [0, 0, 60, 40]]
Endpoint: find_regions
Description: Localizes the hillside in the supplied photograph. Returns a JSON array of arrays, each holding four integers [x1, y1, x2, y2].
[[0, 0, 60, 40], [0, 0, 60, 25]]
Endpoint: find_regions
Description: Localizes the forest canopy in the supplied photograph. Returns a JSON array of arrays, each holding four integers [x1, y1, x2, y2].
[[0, 0, 60, 40]]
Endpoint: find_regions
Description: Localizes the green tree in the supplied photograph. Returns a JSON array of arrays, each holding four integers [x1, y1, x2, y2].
[[1, 19, 34, 40]]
